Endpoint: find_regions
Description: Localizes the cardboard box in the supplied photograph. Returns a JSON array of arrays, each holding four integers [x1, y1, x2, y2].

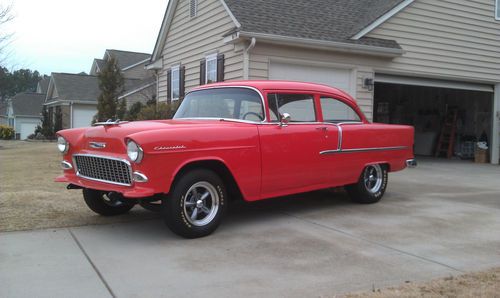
[[474, 148, 489, 163]]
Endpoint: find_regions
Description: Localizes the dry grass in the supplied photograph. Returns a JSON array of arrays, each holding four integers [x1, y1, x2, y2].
[[0, 140, 158, 232], [344, 267, 500, 298]]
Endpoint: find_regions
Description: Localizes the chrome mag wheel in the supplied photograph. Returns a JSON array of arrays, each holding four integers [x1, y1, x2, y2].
[[183, 181, 220, 227], [363, 164, 383, 193]]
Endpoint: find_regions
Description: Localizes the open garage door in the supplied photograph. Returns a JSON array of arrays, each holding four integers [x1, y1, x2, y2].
[[269, 61, 355, 96], [72, 105, 96, 128], [374, 74, 494, 163]]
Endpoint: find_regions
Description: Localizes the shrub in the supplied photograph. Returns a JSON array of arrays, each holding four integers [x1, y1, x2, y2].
[[0, 125, 15, 140], [135, 101, 181, 121]]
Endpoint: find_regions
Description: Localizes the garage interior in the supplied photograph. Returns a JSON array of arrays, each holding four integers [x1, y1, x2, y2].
[[374, 82, 493, 162]]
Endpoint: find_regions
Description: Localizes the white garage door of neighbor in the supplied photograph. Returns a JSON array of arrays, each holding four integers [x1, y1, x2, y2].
[[73, 105, 96, 128], [20, 123, 37, 140], [269, 61, 354, 96]]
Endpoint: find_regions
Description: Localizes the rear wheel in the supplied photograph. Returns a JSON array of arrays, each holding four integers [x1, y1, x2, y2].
[[345, 164, 388, 204], [163, 169, 227, 238], [82, 189, 135, 216]]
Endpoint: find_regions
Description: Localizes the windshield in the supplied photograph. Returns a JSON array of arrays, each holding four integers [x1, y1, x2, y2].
[[174, 87, 265, 122]]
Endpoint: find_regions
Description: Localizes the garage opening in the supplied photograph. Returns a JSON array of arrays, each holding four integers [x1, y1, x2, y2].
[[374, 81, 494, 162]]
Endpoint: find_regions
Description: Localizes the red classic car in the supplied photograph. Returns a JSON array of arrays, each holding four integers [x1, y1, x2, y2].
[[56, 81, 416, 238]]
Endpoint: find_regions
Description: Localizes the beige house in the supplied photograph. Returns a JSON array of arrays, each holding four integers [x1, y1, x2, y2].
[[148, 0, 500, 164]]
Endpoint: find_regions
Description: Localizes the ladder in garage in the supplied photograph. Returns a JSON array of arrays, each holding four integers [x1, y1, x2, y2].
[[435, 108, 458, 159]]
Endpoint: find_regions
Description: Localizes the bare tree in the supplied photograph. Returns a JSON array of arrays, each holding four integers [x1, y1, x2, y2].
[[0, 4, 14, 66]]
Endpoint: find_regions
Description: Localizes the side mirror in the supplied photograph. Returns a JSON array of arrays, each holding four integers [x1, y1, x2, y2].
[[280, 113, 291, 126]]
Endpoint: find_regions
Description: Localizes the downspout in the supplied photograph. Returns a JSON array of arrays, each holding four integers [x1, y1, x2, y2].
[[243, 37, 256, 80], [70, 101, 73, 128]]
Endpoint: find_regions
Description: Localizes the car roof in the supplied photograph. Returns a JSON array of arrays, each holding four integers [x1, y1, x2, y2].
[[193, 80, 356, 103]]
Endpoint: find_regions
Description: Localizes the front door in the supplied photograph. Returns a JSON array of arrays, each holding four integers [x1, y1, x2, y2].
[[258, 92, 327, 198]]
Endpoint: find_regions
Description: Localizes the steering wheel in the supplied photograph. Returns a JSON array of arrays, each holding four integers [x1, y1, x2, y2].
[[242, 112, 263, 121]]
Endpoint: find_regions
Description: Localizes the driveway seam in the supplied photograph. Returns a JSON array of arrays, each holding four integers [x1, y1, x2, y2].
[[68, 228, 116, 298], [280, 211, 464, 273]]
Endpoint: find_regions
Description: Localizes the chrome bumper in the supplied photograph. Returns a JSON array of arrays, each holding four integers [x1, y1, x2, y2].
[[406, 159, 417, 168]]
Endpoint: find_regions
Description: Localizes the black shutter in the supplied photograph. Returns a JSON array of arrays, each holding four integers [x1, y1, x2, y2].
[[166, 69, 172, 103], [179, 65, 186, 99], [217, 53, 225, 82], [199, 59, 206, 85]]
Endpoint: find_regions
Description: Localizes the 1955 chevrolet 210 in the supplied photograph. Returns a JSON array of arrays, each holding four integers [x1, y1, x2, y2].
[[56, 81, 416, 238]]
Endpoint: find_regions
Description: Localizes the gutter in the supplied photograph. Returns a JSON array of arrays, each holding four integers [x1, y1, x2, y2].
[[243, 37, 256, 80], [237, 31, 404, 57]]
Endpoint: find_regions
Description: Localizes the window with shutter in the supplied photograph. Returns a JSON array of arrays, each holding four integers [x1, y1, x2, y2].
[[190, 0, 198, 18], [171, 66, 180, 100], [179, 66, 186, 99], [216, 54, 225, 82], [205, 54, 217, 84], [166, 69, 172, 102]]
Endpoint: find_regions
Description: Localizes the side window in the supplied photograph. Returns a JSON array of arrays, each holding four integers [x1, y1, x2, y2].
[[268, 93, 316, 122], [320, 97, 361, 122]]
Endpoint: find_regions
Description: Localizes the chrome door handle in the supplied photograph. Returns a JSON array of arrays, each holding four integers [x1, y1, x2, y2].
[[316, 127, 328, 131]]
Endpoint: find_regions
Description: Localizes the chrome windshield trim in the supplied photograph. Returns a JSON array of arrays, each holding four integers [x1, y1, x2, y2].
[[175, 86, 267, 123], [72, 154, 133, 187], [320, 146, 409, 155]]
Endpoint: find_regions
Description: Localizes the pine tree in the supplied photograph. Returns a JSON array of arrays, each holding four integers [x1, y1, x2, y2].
[[40, 106, 54, 138], [54, 108, 62, 133], [117, 98, 127, 120], [96, 57, 124, 122]]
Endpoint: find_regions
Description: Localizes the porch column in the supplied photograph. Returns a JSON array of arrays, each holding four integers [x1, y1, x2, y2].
[[492, 83, 500, 164]]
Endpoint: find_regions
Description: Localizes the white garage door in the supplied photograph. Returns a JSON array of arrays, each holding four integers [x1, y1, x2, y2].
[[20, 123, 37, 140], [73, 105, 96, 128], [269, 61, 354, 96]]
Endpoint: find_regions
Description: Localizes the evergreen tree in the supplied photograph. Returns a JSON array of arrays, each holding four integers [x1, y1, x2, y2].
[[96, 57, 123, 121], [40, 106, 54, 138], [54, 108, 62, 133], [117, 98, 127, 120]]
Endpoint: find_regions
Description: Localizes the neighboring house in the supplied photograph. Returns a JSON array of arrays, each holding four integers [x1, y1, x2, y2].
[[148, 0, 500, 164], [45, 72, 149, 129], [3, 92, 45, 139], [45, 49, 157, 130]]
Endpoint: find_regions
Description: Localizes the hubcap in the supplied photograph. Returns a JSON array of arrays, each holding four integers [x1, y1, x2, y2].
[[183, 181, 219, 227], [363, 164, 383, 194]]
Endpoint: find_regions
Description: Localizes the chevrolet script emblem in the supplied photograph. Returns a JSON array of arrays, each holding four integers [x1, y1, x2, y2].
[[89, 142, 106, 149]]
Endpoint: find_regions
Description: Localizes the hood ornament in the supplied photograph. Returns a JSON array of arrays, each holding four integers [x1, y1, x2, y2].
[[89, 142, 106, 149], [93, 119, 128, 126]]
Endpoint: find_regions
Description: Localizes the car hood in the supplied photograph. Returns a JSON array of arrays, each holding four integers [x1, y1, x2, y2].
[[60, 119, 244, 153]]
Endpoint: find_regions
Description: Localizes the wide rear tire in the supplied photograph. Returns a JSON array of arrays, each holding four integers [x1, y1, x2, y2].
[[163, 169, 227, 239], [345, 164, 388, 204]]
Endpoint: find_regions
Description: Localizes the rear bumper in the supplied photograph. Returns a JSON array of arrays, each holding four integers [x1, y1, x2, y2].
[[406, 158, 417, 168]]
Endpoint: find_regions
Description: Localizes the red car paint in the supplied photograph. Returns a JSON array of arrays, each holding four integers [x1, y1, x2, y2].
[[56, 81, 414, 200]]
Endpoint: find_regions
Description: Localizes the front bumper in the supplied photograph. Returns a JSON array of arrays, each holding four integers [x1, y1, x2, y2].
[[406, 158, 417, 168]]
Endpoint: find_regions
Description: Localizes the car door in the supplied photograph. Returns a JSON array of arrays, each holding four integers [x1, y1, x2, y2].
[[258, 92, 328, 198], [318, 95, 363, 185]]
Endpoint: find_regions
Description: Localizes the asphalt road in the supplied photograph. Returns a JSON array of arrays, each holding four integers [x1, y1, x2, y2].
[[1, 158, 500, 297]]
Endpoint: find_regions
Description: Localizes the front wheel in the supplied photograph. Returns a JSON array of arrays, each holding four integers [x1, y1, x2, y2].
[[345, 164, 388, 204], [82, 189, 135, 216], [163, 169, 227, 238]]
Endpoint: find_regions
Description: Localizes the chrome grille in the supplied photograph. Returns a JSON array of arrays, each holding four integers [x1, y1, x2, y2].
[[73, 155, 132, 186]]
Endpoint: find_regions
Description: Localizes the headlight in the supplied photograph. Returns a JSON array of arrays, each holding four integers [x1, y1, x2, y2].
[[57, 136, 69, 154], [127, 140, 143, 163]]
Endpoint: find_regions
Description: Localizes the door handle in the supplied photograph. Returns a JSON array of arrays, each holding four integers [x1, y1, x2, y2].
[[316, 127, 328, 131]]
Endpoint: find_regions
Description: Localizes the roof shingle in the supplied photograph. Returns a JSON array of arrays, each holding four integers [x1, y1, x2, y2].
[[224, 0, 404, 49], [10, 92, 45, 116]]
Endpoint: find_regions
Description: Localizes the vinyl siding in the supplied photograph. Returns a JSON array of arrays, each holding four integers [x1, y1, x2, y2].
[[248, 43, 378, 120], [158, 0, 243, 101], [123, 63, 153, 80], [367, 0, 500, 83]]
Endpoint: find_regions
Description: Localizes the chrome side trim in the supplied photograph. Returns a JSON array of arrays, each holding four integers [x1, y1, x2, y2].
[[72, 154, 133, 187], [320, 146, 409, 155]]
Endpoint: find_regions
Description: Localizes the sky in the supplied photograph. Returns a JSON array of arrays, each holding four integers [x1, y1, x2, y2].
[[3, 0, 168, 75]]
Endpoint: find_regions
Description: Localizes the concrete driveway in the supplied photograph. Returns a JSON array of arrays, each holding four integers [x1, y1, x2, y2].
[[1, 159, 500, 297]]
